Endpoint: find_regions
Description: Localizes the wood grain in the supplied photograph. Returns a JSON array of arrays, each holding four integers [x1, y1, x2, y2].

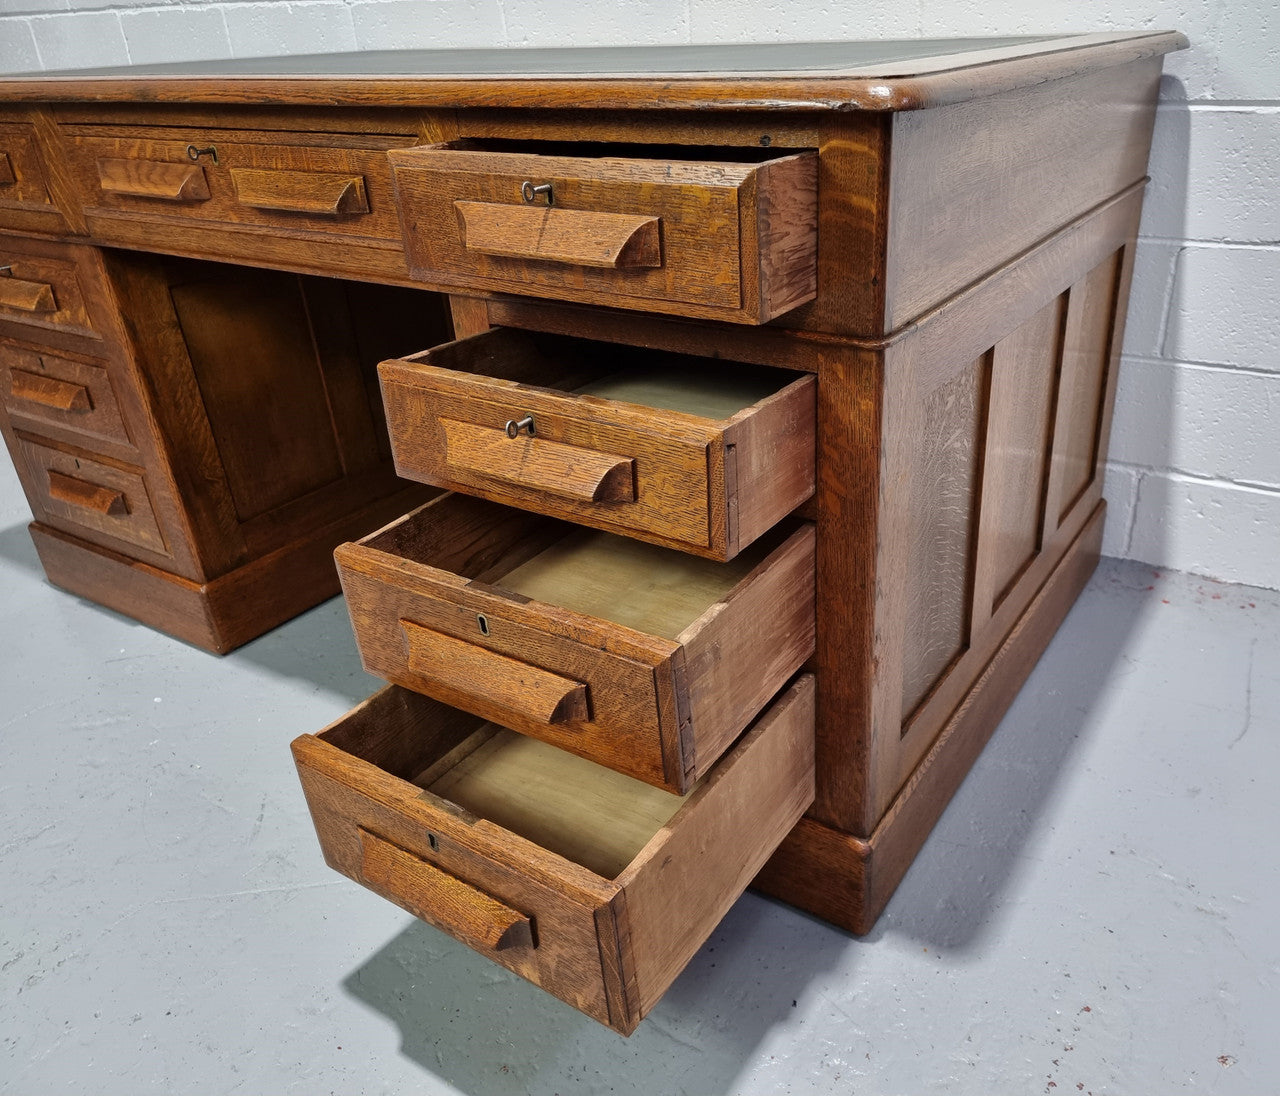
[[230, 166, 369, 215], [358, 827, 535, 951], [440, 418, 636, 504], [391, 144, 816, 324], [16, 434, 168, 555], [0, 33, 1186, 114], [380, 327, 814, 559], [970, 295, 1066, 630], [899, 352, 988, 721], [401, 618, 590, 726], [0, 245, 95, 340], [0, 274, 56, 312], [882, 58, 1161, 331], [455, 201, 661, 268], [336, 493, 813, 792], [755, 503, 1105, 933], [618, 674, 814, 1016], [46, 467, 125, 515], [96, 156, 210, 201], [8, 367, 92, 413], [0, 115, 74, 236], [293, 677, 813, 1034], [425, 728, 687, 879]]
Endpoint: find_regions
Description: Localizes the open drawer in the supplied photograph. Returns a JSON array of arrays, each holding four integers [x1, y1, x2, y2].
[[389, 141, 817, 324], [379, 328, 816, 561], [291, 676, 815, 1034], [335, 492, 814, 793]]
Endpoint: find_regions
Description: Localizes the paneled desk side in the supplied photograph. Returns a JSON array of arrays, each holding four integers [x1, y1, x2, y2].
[[0, 32, 1185, 1018]]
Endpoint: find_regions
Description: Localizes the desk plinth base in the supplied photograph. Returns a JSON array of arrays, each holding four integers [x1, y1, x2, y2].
[[754, 500, 1105, 934], [29, 485, 428, 654]]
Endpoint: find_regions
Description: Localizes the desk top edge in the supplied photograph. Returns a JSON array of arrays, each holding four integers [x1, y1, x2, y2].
[[0, 31, 1188, 113]]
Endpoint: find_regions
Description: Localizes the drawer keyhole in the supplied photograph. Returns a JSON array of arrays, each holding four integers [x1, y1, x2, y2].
[[476, 613, 490, 636]]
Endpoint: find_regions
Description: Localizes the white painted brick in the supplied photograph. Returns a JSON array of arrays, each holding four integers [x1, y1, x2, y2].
[[351, 0, 502, 51], [122, 6, 230, 65], [1111, 359, 1280, 488], [30, 9, 128, 69], [915, 0, 1216, 98], [1163, 246, 1280, 371], [224, 1, 356, 58], [71, 0, 188, 10], [1121, 241, 1179, 359], [1142, 107, 1280, 243], [1, 0, 69, 15], [1127, 472, 1280, 590], [1209, 0, 1280, 102], [689, 0, 908, 42], [1101, 462, 1141, 558], [505, 0, 687, 47], [0, 18, 42, 73]]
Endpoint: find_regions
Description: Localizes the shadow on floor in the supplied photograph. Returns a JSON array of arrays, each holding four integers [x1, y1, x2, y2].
[[341, 558, 1159, 1087], [0, 517, 375, 702], [0, 520, 41, 577], [876, 557, 1158, 950], [344, 891, 855, 1094], [223, 593, 382, 707]]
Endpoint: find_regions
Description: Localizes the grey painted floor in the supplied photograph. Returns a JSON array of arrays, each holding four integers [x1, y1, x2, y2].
[[2, 453, 1277, 1096]]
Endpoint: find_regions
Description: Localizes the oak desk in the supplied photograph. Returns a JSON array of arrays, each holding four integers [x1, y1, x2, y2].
[[0, 33, 1186, 1033]]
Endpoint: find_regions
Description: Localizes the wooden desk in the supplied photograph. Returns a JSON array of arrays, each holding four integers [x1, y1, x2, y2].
[[0, 32, 1186, 1034]]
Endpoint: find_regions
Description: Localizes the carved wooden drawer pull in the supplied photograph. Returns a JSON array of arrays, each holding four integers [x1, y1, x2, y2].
[[10, 368, 92, 412], [358, 828, 534, 952], [97, 157, 211, 202], [231, 168, 369, 216], [0, 272, 57, 312], [441, 418, 635, 504], [454, 201, 661, 269], [400, 618, 589, 725], [0, 153, 14, 186], [47, 469, 127, 516]]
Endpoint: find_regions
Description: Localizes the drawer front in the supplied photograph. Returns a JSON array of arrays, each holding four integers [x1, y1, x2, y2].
[[65, 127, 417, 244], [1, 342, 132, 450], [16, 436, 167, 555], [389, 145, 817, 324], [380, 329, 816, 560], [0, 122, 53, 220], [291, 677, 815, 1034], [335, 493, 815, 793], [0, 250, 94, 338]]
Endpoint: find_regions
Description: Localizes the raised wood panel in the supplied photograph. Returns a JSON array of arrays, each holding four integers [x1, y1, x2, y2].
[[1053, 249, 1123, 524], [899, 352, 988, 721], [970, 294, 1067, 629], [168, 265, 345, 522]]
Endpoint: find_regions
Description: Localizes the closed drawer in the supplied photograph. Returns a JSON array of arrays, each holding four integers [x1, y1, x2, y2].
[[1, 342, 132, 450], [0, 251, 94, 338], [292, 676, 815, 1035], [15, 436, 167, 556], [64, 126, 417, 245], [380, 328, 815, 560], [389, 142, 817, 324], [335, 492, 814, 793], [0, 122, 54, 222]]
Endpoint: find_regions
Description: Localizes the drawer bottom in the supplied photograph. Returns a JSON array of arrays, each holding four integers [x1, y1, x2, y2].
[[292, 676, 815, 1034]]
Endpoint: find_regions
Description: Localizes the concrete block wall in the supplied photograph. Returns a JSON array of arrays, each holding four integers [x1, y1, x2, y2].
[[1, 1, 1277, 590]]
